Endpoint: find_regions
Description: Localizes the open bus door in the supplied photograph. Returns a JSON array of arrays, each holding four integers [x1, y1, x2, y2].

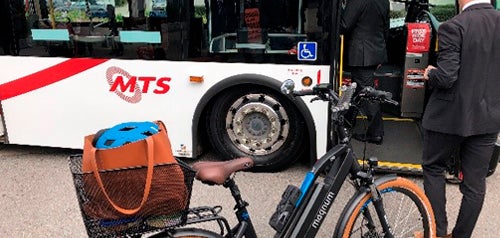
[[341, 0, 500, 176], [338, 0, 438, 174]]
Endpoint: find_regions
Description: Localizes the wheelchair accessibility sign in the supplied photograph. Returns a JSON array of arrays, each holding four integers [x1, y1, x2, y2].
[[297, 42, 317, 61]]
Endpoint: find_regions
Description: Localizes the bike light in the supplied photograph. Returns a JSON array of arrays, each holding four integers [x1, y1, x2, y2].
[[302, 76, 312, 87]]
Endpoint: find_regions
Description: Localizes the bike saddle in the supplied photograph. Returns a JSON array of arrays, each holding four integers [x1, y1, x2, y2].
[[192, 157, 254, 185]]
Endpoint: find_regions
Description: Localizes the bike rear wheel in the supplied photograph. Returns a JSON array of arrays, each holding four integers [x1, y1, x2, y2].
[[335, 177, 436, 238]]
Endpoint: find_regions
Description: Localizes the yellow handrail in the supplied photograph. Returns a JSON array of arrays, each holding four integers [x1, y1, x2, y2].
[[47, 0, 56, 29]]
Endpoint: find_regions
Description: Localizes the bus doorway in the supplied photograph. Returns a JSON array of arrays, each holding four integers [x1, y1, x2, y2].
[[345, 0, 500, 176], [338, 0, 438, 174]]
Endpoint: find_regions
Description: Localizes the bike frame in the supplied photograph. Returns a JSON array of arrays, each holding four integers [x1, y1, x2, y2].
[[279, 143, 358, 237], [226, 98, 397, 237], [177, 178, 259, 238], [173, 84, 403, 238], [225, 178, 258, 238], [195, 142, 360, 238]]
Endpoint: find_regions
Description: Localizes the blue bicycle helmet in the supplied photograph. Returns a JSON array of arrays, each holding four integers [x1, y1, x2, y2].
[[93, 121, 159, 149]]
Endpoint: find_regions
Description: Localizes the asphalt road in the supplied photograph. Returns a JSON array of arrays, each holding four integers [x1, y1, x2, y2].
[[0, 144, 499, 237]]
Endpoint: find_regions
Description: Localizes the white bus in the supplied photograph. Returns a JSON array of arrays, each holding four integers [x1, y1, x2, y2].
[[0, 0, 336, 171], [1, 0, 496, 172]]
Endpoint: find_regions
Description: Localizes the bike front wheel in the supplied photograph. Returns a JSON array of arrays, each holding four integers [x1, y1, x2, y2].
[[335, 177, 436, 238]]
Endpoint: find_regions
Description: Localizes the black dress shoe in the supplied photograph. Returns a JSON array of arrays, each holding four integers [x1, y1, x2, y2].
[[352, 133, 383, 145]]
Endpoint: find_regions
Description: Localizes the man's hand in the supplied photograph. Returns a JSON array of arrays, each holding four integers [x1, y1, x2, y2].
[[424, 65, 436, 80]]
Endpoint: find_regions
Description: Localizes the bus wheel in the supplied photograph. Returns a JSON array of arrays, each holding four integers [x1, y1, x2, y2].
[[206, 87, 305, 171]]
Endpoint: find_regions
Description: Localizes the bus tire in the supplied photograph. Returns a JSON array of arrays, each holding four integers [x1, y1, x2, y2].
[[206, 86, 305, 171]]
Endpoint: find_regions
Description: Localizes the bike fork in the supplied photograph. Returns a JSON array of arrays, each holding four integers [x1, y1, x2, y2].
[[359, 158, 394, 238], [369, 183, 394, 238]]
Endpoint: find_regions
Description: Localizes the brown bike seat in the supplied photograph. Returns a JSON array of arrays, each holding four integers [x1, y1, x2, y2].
[[192, 157, 254, 185]]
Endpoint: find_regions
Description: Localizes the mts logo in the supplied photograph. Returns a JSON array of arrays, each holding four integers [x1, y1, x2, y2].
[[106, 66, 172, 103], [110, 75, 171, 94]]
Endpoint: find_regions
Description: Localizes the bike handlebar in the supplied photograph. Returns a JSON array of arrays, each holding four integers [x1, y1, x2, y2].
[[293, 89, 315, 96], [288, 82, 398, 110], [358, 87, 399, 106]]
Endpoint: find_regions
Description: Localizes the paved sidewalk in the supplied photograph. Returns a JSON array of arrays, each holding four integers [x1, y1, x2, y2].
[[0, 145, 498, 237]]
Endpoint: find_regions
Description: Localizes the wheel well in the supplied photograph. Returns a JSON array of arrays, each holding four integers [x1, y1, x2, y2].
[[191, 74, 317, 165]]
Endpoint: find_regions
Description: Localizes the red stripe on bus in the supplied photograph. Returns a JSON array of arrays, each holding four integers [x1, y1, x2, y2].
[[0, 58, 108, 101]]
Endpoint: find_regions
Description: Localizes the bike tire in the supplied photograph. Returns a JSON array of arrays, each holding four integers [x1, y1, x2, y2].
[[148, 227, 224, 238], [334, 177, 436, 238]]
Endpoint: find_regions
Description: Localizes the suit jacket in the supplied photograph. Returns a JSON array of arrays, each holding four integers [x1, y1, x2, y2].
[[423, 3, 500, 136], [340, 0, 389, 67]]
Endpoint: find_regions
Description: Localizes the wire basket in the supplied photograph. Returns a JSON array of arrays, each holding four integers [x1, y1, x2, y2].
[[68, 154, 195, 238]]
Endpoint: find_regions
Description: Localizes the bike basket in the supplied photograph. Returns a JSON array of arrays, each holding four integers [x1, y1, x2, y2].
[[68, 154, 196, 238], [269, 185, 302, 233]]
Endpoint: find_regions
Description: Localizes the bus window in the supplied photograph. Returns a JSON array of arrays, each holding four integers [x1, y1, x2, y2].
[[199, 0, 331, 64], [386, 0, 407, 66], [425, 1, 498, 25], [429, 0, 456, 21], [1, 0, 493, 61], [1, 0, 337, 65]]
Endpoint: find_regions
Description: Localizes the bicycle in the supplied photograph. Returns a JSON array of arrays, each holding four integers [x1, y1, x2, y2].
[[151, 81, 436, 238]]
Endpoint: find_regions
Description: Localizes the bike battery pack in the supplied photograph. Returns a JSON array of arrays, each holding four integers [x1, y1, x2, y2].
[[269, 184, 302, 232]]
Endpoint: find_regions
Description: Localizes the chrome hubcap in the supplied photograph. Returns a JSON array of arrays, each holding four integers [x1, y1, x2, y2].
[[226, 94, 289, 155]]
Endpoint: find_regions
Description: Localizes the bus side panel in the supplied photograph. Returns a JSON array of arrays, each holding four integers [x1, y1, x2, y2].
[[0, 56, 330, 158]]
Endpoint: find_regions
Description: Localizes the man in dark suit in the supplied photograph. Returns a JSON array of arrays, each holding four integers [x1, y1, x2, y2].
[[422, 0, 500, 237], [340, 0, 389, 144]]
